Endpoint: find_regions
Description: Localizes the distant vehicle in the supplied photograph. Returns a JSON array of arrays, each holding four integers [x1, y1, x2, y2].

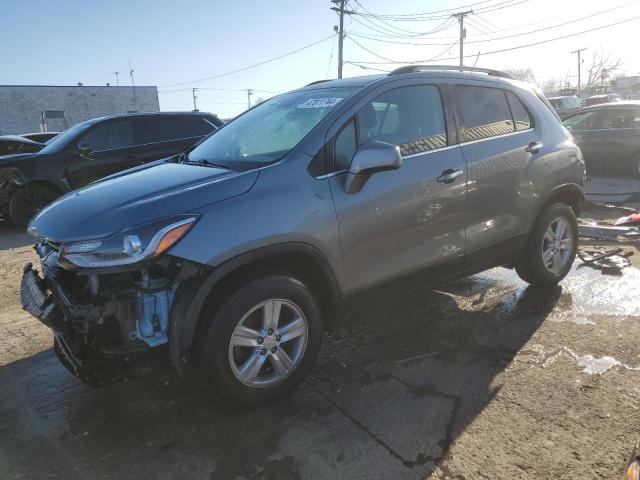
[[22, 66, 584, 405], [562, 101, 640, 177], [548, 95, 582, 115], [0, 111, 222, 226], [0, 135, 44, 156], [584, 93, 622, 107], [21, 132, 60, 143]]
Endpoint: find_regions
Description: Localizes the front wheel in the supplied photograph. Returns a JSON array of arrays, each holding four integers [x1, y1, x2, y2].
[[515, 203, 578, 287], [196, 275, 323, 407], [9, 185, 59, 229]]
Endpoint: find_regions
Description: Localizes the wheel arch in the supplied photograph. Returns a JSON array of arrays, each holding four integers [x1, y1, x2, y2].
[[169, 242, 345, 376], [536, 183, 584, 223]]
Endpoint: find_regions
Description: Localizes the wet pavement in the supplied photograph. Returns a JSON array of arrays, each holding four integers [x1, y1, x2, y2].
[[2, 256, 640, 479]]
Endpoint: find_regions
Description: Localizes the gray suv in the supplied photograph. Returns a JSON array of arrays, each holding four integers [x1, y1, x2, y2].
[[21, 66, 585, 406]]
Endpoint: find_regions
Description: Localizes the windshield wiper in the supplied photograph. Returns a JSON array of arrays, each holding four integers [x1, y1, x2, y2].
[[197, 158, 229, 169]]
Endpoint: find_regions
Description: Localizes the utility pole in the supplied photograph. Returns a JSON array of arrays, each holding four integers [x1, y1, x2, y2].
[[112, 71, 120, 86], [192, 88, 198, 111], [571, 48, 587, 96], [246, 89, 253, 109], [452, 10, 473, 67], [331, 0, 354, 79]]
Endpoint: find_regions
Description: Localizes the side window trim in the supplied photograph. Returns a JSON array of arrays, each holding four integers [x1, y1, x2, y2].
[[505, 90, 535, 132]]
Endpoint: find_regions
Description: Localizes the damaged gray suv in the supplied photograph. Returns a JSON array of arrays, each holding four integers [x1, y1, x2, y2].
[[21, 66, 585, 406]]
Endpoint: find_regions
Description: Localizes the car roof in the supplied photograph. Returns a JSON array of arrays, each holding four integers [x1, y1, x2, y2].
[[0, 135, 43, 145], [296, 68, 532, 93], [561, 101, 640, 117], [86, 111, 220, 123]]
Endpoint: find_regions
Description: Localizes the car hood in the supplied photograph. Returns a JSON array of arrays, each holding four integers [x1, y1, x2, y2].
[[0, 152, 40, 164], [29, 163, 259, 242]]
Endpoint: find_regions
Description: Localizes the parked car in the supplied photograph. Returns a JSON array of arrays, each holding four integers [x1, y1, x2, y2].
[[0, 135, 44, 156], [548, 95, 582, 115], [562, 101, 640, 177], [0, 111, 222, 226], [21, 132, 60, 143], [584, 93, 622, 107], [21, 66, 584, 406]]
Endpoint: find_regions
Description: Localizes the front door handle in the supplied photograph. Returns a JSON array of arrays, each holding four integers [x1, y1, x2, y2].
[[436, 168, 463, 184], [525, 141, 543, 154]]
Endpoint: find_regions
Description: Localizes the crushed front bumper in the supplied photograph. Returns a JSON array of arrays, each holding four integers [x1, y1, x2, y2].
[[20, 263, 136, 386]]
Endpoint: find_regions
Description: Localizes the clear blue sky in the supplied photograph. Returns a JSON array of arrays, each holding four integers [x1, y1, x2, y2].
[[3, 0, 639, 117]]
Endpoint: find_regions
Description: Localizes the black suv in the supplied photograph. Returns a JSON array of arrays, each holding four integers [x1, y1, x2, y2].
[[0, 111, 222, 226]]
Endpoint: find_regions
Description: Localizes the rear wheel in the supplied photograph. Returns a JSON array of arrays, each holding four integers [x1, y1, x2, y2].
[[9, 185, 59, 228], [515, 203, 578, 287], [196, 275, 323, 407]]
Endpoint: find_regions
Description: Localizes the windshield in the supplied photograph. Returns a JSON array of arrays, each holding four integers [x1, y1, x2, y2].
[[39, 121, 94, 154], [187, 87, 356, 167]]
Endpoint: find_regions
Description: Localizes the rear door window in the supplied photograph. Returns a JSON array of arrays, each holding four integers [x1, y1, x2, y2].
[[356, 84, 447, 156], [506, 91, 532, 131], [143, 116, 184, 143], [456, 86, 514, 141], [182, 116, 217, 137], [593, 109, 640, 130]]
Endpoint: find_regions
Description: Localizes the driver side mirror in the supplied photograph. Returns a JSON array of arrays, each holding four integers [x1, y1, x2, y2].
[[77, 142, 93, 156], [344, 141, 402, 194]]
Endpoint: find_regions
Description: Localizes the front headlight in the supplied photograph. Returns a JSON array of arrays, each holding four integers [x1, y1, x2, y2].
[[58, 215, 198, 270]]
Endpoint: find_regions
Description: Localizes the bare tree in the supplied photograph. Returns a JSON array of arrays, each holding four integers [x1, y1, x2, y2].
[[503, 68, 536, 83], [540, 77, 564, 96], [585, 49, 622, 88]]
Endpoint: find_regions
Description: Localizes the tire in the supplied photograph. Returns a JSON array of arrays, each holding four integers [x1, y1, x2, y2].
[[9, 185, 59, 229], [195, 275, 323, 407], [515, 203, 578, 288]]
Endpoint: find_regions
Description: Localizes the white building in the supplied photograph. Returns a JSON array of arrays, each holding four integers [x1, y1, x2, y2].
[[0, 84, 159, 135]]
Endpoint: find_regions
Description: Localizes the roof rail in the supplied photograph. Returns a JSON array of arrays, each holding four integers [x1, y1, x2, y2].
[[306, 79, 333, 86], [388, 65, 513, 80]]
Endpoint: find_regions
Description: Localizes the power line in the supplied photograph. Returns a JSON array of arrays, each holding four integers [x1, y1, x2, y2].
[[346, 3, 632, 46], [351, 0, 493, 19], [354, 0, 527, 21], [326, 32, 338, 78], [161, 35, 334, 88], [347, 14, 640, 64]]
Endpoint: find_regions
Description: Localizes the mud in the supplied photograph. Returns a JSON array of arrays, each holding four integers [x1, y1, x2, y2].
[[1, 221, 639, 479]]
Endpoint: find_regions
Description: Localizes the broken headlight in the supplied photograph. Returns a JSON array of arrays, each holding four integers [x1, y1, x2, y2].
[[58, 215, 198, 270]]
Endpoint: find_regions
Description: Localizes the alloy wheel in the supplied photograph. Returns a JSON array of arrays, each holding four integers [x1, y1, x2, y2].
[[228, 299, 308, 388], [541, 217, 574, 275]]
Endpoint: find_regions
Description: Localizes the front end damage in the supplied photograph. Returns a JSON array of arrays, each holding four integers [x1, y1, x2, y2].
[[21, 241, 207, 386]]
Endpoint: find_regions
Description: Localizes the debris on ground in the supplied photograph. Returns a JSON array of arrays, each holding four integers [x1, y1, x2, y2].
[[615, 212, 640, 226], [578, 248, 633, 275], [578, 218, 640, 242]]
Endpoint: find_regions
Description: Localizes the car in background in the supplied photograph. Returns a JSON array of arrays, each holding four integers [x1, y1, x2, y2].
[[548, 95, 582, 115], [0, 111, 222, 227], [0, 135, 44, 156], [21, 132, 60, 143], [584, 93, 622, 107], [562, 101, 640, 177]]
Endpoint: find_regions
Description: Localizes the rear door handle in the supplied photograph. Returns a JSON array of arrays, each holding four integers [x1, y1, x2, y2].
[[436, 168, 463, 183], [525, 141, 543, 154]]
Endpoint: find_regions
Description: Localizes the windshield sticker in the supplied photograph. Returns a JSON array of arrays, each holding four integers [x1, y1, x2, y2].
[[297, 97, 343, 109]]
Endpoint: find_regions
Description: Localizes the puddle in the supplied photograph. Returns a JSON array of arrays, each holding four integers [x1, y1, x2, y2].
[[517, 344, 640, 375], [443, 264, 640, 323]]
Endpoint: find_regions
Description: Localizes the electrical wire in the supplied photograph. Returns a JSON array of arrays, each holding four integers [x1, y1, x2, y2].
[[160, 35, 334, 88], [345, 4, 632, 46], [351, 0, 493, 19], [326, 32, 338, 78], [347, 14, 640, 64], [354, 0, 527, 21]]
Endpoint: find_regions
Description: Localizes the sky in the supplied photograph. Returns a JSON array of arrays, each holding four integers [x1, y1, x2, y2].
[[3, 0, 640, 118]]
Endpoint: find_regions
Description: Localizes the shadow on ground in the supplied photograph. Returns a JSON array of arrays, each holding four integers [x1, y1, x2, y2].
[[0, 270, 563, 480], [0, 220, 32, 249]]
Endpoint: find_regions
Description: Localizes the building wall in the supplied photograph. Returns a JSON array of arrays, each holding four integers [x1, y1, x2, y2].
[[0, 85, 159, 135]]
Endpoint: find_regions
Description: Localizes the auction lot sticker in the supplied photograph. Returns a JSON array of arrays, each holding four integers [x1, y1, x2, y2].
[[297, 98, 343, 108]]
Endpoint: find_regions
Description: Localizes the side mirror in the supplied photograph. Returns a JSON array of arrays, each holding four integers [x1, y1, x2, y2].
[[77, 142, 93, 156], [344, 141, 402, 194]]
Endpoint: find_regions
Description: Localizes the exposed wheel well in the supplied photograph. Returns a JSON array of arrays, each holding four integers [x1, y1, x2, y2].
[[200, 251, 343, 333], [540, 185, 583, 218]]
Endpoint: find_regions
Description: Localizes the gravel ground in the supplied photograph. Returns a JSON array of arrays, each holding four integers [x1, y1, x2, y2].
[[1, 217, 639, 480]]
